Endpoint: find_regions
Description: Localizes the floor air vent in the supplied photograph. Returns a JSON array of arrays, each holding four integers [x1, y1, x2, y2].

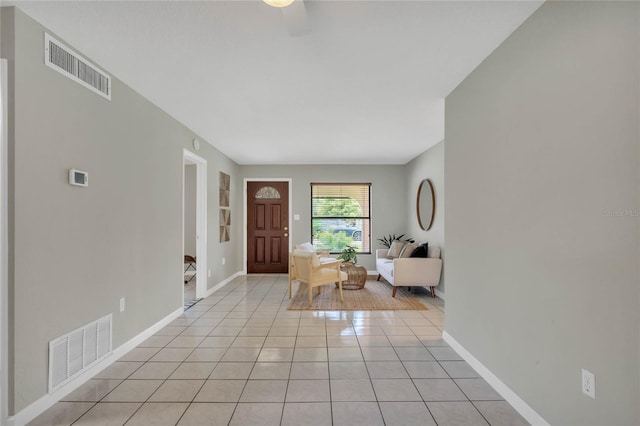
[[48, 314, 112, 393], [44, 33, 111, 100]]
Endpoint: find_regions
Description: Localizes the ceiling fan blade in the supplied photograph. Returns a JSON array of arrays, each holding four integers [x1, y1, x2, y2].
[[282, 0, 311, 37]]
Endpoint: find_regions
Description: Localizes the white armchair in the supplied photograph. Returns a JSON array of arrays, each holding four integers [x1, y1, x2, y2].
[[289, 251, 345, 307], [375, 247, 442, 297]]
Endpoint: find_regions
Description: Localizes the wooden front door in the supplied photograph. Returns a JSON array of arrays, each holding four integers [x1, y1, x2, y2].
[[247, 181, 289, 273]]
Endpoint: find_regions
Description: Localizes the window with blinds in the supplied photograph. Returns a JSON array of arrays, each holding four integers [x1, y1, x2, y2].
[[311, 183, 371, 254]]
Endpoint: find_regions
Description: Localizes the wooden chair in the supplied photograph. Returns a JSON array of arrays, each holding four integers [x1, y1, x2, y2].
[[289, 252, 345, 307]]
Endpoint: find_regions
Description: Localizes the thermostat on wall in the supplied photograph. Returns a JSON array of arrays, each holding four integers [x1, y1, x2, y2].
[[69, 169, 88, 187]]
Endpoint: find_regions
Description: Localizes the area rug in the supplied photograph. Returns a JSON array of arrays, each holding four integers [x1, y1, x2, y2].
[[288, 279, 427, 310]]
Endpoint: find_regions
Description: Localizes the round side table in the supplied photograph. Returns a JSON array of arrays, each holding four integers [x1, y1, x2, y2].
[[338, 262, 367, 290]]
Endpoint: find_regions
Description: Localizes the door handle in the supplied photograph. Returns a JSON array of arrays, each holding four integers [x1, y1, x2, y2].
[[284, 226, 288, 231], [284, 233, 288, 237]]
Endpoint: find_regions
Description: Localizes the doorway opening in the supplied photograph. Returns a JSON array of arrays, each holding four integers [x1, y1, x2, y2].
[[183, 149, 207, 306]]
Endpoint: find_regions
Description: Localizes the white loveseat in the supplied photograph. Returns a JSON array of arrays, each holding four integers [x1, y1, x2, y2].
[[375, 246, 442, 297]]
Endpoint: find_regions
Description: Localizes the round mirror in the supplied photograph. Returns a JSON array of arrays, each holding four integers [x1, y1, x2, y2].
[[417, 179, 435, 231]]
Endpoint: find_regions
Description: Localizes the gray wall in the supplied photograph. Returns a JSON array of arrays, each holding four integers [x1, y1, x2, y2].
[[445, 2, 639, 425], [183, 164, 196, 257], [405, 141, 444, 294], [240, 165, 406, 271], [2, 7, 241, 413]]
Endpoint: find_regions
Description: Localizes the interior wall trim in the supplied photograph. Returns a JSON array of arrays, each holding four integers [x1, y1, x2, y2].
[[9, 307, 184, 426], [442, 331, 549, 426]]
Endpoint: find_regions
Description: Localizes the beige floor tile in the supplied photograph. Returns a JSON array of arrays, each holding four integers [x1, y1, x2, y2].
[[414, 378, 468, 401], [62, 379, 121, 402], [281, 402, 332, 426], [297, 327, 327, 336], [129, 362, 180, 380], [198, 336, 235, 348], [249, 362, 291, 379], [331, 379, 376, 402], [427, 401, 490, 425], [221, 347, 260, 362], [428, 346, 464, 361], [356, 335, 391, 347], [93, 362, 143, 380], [329, 361, 369, 379], [185, 348, 227, 362], [366, 361, 409, 379], [327, 336, 359, 347], [74, 402, 141, 425], [179, 326, 215, 336], [295, 336, 327, 348], [149, 348, 194, 362], [169, 318, 197, 327], [238, 327, 271, 337], [101, 380, 163, 402], [387, 335, 423, 347], [229, 402, 283, 426], [286, 379, 330, 402], [230, 336, 266, 348], [191, 319, 222, 327], [27, 402, 95, 426], [379, 401, 436, 426], [168, 362, 216, 379], [289, 362, 329, 380], [138, 335, 175, 348], [240, 379, 288, 402], [361, 347, 400, 361], [371, 378, 422, 401], [326, 326, 355, 336], [328, 347, 363, 362], [148, 379, 205, 402], [473, 401, 530, 426], [125, 402, 188, 425], [155, 326, 187, 336], [440, 360, 481, 378], [331, 401, 384, 426], [263, 336, 296, 348], [293, 347, 328, 362], [210, 327, 242, 337], [267, 327, 299, 336], [258, 347, 294, 362], [394, 346, 435, 361], [194, 379, 246, 402], [209, 362, 254, 379], [455, 378, 503, 401], [177, 403, 236, 426], [166, 336, 206, 348], [402, 361, 449, 379], [118, 347, 160, 362]]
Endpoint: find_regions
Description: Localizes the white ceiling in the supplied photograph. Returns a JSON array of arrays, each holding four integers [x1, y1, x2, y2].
[[6, 0, 542, 165]]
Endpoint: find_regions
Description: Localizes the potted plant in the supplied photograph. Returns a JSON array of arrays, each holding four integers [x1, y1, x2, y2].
[[377, 233, 414, 248], [337, 245, 358, 264]]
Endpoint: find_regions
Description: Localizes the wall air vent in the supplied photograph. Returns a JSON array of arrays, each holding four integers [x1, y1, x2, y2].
[[48, 314, 112, 393], [44, 33, 111, 100]]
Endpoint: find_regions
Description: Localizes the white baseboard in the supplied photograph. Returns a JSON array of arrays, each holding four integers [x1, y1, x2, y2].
[[205, 271, 243, 298], [434, 288, 445, 299], [442, 331, 549, 426], [9, 307, 184, 426]]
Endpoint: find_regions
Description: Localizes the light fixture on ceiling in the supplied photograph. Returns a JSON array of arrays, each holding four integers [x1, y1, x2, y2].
[[263, 0, 295, 8]]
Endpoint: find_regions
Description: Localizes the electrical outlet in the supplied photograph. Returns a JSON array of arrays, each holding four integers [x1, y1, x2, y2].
[[222, 257, 226, 265], [119, 297, 125, 312], [208, 269, 211, 278], [582, 368, 595, 399]]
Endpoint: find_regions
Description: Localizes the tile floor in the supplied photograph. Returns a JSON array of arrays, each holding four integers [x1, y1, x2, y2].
[[29, 275, 528, 426]]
